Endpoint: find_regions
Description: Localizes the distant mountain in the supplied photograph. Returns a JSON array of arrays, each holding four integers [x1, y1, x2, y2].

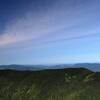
[[0, 63, 100, 72], [74, 63, 100, 72], [0, 65, 45, 71], [46, 63, 100, 72]]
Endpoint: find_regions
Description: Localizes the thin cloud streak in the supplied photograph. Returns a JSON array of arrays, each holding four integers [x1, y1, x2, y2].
[[45, 33, 100, 44], [0, 0, 99, 48]]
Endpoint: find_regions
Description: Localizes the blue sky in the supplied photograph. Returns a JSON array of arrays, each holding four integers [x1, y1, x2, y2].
[[0, 0, 100, 65]]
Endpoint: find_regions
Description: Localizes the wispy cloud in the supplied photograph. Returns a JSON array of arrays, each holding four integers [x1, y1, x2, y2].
[[0, 0, 100, 48], [45, 33, 100, 44]]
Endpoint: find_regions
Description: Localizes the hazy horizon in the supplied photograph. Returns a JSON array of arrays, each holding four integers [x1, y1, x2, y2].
[[0, 62, 100, 66]]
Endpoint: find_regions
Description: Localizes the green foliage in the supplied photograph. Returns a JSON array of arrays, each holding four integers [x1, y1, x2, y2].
[[0, 68, 100, 100]]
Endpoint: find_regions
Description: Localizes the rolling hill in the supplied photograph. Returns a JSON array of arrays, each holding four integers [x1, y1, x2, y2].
[[0, 67, 100, 100]]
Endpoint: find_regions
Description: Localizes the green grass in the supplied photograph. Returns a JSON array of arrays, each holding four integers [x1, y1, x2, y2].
[[0, 68, 100, 100]]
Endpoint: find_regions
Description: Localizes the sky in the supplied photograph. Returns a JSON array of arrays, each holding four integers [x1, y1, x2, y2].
[[0, 0, 100, 65]]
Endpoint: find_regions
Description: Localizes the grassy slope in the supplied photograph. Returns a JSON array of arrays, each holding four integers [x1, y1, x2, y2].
[[0, 68, 100, 100]]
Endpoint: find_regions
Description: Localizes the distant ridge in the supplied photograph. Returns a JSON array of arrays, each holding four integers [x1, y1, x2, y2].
[[74, 63, 100, 72], [0, 65, 45, 71], [0, 63, 100, 72]]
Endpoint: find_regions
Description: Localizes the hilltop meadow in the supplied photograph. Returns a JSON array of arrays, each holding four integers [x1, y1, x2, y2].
[[0, 68, 100, 100]]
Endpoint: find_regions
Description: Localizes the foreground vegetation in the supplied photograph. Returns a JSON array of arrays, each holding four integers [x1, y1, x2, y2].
[[0, 68, 100, 100]]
